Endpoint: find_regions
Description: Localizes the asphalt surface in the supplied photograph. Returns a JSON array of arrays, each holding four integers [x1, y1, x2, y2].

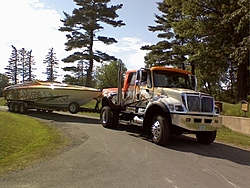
[[0, 106, 249, 188]]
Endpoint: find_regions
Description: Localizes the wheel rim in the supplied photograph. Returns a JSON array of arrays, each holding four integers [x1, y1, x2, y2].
[[102, 111, 107, 124], [20, 104, 24, 112], [9, 103, 14, 111], [151, 120, 161, 140], [14, 104, 19, 112], [70, 104, 76, 112]]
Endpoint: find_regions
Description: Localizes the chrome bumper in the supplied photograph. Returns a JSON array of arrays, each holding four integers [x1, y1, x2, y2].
[[171, 114, 222, 131]]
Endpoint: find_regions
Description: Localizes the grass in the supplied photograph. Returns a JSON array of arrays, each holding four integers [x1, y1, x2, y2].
[[216, 126, 250, 150], [0, 97, 6, 106], [79, 99, 101, 117], [220, 102, 250, 118], [0, 111, 69, 176]]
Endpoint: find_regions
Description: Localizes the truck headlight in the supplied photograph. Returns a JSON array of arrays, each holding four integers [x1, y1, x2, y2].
[[167, 104, 185, 112], [168, 104, 175, 111], [175, 105, 184, 112]]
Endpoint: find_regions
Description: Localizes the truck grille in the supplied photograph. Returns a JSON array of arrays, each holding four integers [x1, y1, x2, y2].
[[184, 94, 214, 113]]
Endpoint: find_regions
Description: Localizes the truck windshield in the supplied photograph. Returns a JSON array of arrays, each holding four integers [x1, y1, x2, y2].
[[153, 70, 192, 89]]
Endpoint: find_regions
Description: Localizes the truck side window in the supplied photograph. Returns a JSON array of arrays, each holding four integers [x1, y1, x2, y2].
[[141, 71, 147, 85], [130, 73, 136, 86]]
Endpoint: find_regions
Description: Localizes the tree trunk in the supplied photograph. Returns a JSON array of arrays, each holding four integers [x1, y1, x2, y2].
[[237, 62, 248, 101], [85, 30, 94, 87]]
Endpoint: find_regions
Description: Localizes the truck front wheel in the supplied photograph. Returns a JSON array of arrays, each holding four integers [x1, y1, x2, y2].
[[151, 114, 170, 145], [196, 131, 217, 145], [100, 106, 114, 128]]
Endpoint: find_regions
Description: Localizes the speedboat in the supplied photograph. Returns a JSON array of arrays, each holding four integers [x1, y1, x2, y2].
[[3, 81, 102, 114]]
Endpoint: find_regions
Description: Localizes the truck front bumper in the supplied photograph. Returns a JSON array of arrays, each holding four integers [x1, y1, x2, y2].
[[171, 114, 222, 131]]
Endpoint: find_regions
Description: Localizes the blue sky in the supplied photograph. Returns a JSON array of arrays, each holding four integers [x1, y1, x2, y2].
[[0, 0, 161, 82]]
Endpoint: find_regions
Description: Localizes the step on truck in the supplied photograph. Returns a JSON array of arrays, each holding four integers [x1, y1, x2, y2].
[[100, 64, 222, 145]]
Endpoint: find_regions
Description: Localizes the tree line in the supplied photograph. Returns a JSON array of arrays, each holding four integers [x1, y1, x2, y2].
[[4, 45, 59, 84], [1, 0, 249, 103], [141, 0, 249, 102]]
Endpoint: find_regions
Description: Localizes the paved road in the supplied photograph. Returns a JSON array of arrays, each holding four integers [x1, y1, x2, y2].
[[0, 107, 249, 188]]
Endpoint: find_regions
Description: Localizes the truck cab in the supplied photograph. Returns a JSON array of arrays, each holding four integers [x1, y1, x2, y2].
[[101, 66, 222, 145]]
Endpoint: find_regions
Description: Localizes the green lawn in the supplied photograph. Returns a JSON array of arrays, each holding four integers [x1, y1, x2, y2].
[[220, 102, 250, 118], [0, 111, 69, 176], [216, 126, 250, 150], [0, 97, 6, 106]]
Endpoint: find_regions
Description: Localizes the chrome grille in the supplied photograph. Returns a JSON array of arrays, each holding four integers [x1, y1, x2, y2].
[[185, 94, 214, 113]]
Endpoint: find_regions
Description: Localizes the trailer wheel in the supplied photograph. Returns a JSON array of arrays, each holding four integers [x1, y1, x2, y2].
[[151, 114, 170, 145], [13, 103, 19, 113], [48, 109, 53, 113], [8, 103, 14, 112], [196, 131, 217, 145], [100, 106, 114, 128], [19, 103, 27, 114], [69, 102, 80, 114]]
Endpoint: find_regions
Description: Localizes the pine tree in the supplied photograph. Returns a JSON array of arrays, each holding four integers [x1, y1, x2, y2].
[[5, 45, 19, 84], [43, 48, 59, 82], [18, 48, 29, 82], [59, 0, 125, 87], [141, 1, 188, 70], [62, 60, 86, 85], [26, 50, 37, 81]]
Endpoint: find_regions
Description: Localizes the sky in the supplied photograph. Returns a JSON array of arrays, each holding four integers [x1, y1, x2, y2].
[[0, 0, 161, 82]]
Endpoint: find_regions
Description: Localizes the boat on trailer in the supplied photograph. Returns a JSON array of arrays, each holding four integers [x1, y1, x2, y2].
[[3, 81, 102, 114]]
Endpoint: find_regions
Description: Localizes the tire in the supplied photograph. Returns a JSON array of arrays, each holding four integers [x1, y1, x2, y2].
[[19, 103, 27, 114], [48, 109, 53, 113], [13, 103, 20, 113], [151, 114, 170, 145], [196, 131, 217, 145], [69, 102, 80, 114], [8, 103, 14, 112], [100, 106, 114, 128]]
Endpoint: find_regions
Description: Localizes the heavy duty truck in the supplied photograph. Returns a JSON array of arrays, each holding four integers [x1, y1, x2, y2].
[[100, 64, 222, 145]]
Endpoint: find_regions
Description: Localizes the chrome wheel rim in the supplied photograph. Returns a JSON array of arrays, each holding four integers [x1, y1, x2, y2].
[[151, 120, 161, 140], [70, 104, 76, 112], [102, 111, 107, 124]]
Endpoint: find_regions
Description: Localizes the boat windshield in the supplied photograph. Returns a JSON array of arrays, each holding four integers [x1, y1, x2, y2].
[[153, 70, 192, 89]]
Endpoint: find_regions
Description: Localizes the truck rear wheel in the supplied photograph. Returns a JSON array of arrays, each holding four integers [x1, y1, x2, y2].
[[196, 131, 217, 145], [100, 106, 114, 128], [151, 114, 170, 145]]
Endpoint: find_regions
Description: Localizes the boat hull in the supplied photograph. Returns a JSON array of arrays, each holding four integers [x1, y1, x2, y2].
[[3, 82, 102, 109]]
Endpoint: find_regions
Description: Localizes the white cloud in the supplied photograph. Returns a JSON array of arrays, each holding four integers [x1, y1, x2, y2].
[[94, 37, 151, 70], [0, 0, 66, 81], [0, 0, 151, 83]]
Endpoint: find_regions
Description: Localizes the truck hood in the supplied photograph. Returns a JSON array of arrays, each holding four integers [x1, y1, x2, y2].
[[153, 87, 207, 104]]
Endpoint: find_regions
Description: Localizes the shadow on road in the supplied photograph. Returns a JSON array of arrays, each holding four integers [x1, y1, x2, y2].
[[21, 110, 250, 167], [26, 111, 100, 125], [115, 124, 250, 167], [167, 135, 250, 166]]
